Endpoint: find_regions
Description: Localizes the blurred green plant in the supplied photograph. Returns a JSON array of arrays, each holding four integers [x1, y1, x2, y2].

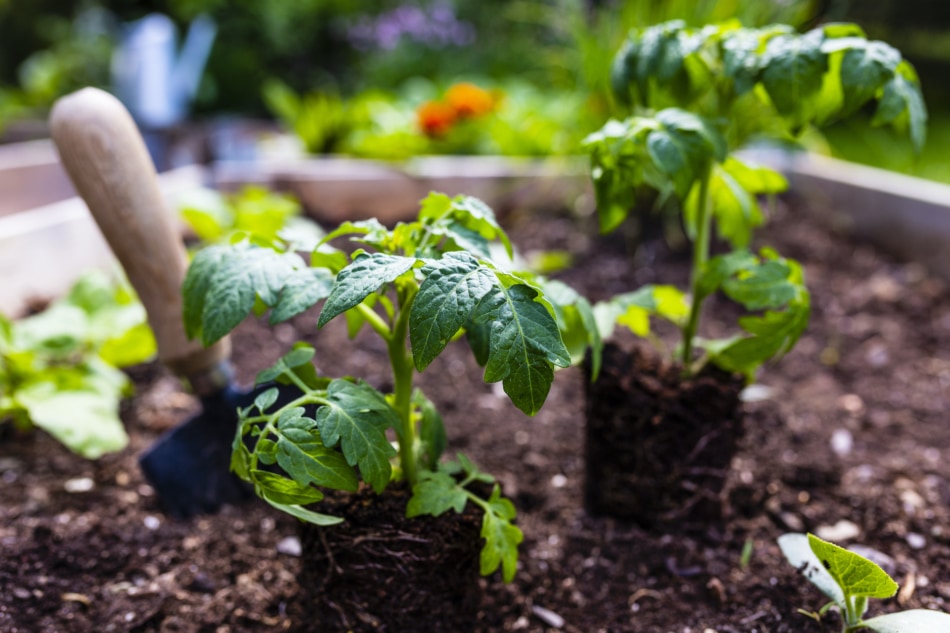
[[0, 4, 113, 124], [261, 79, 372, 155], [176, 185, 324, 249], [518, 0, 823, 115], [0, 184, 321, 459], [0, 272, 156, 458], [265, 78, 597, 159]]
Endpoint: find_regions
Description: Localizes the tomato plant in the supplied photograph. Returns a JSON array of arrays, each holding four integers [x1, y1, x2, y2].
[[182, 192, 597, 581], [584, 21, 926, 377]]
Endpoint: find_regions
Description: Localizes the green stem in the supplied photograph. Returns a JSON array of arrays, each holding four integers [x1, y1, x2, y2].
[[388, 291, 418, 486], [681, 166, 713, 370], [356, 303, 393, 341]]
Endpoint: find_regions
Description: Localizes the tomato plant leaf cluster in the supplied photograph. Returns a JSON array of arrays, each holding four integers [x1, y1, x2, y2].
[[182, 192, 593, 581], [611, 21, 926, 148], [780, 533, 950, 632]]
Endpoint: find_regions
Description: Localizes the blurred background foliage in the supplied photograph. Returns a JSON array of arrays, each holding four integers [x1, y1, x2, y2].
[[0, 0, 823, 118], [1, 0, 948, 176]]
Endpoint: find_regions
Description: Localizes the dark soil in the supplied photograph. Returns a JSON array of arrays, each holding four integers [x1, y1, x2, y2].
[[294, 485, 482, 633], [3, 193, 950, 632], [584, 344, 745, 530]]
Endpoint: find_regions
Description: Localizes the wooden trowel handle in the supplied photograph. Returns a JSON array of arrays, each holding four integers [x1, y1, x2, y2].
[[50, 87, 230, 389]]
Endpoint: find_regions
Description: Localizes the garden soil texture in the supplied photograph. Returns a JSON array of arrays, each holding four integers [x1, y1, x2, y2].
[[3, 193, 950, 632]]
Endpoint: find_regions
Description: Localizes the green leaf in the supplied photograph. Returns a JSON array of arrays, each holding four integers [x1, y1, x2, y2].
[[256, 439, 278, 465], [254, 387, 279, 413], [418, 191, 453, 222], [177, 188, 232, 241], [251, 469, 325, 505], [320, 218, 391, 248], [712, 303, 810, 377], [275, 418, 359, 492], [317, 253, 417, 327], [14, 304, 87, 354], [687, 157, 786, 249], [15, 386, 128, 459], [862, 610, 950, 633], [838, 40, 901, 117], [807, 533, 898, 600], [269, 267, 335, 324], [537, 278, 602, 375], [778, 532, 847, 608], [721, 156, 787, 194], [314, 379, 398, 493], [231, 435, 252, 479], [310, 247, 349, 274], [439, 222, 491, 259], [647, 109, 726, 199], [480, 484, 523, 583], [695, 250, 759, 300], [721, 258, 799, 311], [98, 321, 156, 369], [634, 20, 688, 93], [444, 196, 513, 259], [760, 29, 827, 130], [872, 61, 927, 152], [183, 243, 310, 345], [262, 497, 344, 526], [406, 469, 468, 517], [590, 162, 633, 234], [410, 252, 495, 371], [409, 253, 569, 415], [700, 251, 810, 377], [721, 27, 771, 96], [470, 281, 571, 416], [595, 285, 689, 340], [414, 389, 446, 469], [456, 453, 495, 484], [465, 319, 491, 366], [256, 344, 316, 385]]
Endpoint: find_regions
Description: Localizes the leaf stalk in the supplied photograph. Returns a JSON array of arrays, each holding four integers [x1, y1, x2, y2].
[[681, 166, 713, 370]]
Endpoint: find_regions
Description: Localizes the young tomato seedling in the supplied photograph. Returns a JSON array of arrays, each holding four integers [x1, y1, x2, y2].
[[780, 532, 950, 632], [182, 192, 596, 582], [585, 21, 925, 378]]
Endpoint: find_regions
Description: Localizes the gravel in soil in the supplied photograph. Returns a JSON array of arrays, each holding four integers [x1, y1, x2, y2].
[[2, 194, 950, 632]]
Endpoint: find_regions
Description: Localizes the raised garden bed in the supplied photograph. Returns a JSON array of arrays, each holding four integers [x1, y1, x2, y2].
[[0, 163, 205, 317], [211, 154, 589, 224], [2, 188, 949, 632]]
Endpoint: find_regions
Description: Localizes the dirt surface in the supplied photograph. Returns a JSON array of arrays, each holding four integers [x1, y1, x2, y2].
[[3, 194, 950, 632], [294, 486, 483, 633], [584, 344, 745, 530]]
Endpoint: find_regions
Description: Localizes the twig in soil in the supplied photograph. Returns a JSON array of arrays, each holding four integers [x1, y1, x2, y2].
[[318, 529, 340, 591], [897, 572, 916, 606], [628, 588, 663, 608]]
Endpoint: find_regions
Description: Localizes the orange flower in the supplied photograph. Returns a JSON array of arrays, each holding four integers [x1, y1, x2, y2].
[[417, 100, 457, 137], [445, 83, 495, 118]]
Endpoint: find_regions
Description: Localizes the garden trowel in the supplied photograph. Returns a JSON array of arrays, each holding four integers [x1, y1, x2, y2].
[[49, 87, 287, 517]]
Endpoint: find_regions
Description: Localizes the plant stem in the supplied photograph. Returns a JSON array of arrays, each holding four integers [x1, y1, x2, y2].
[[355, 303, 392, 341], [388, 291, 418, 486], [681, 167, 712, 370]]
